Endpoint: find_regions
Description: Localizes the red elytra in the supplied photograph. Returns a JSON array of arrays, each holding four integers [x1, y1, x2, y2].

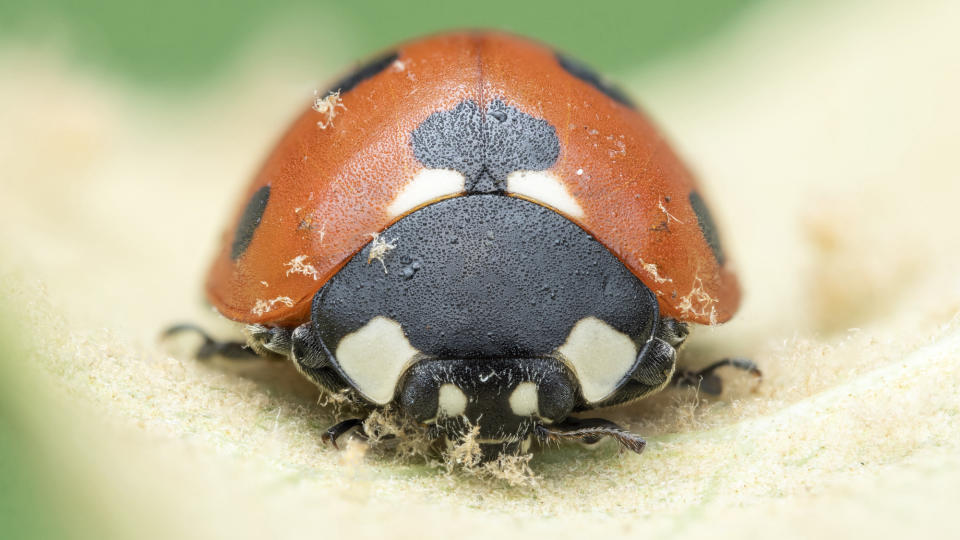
[[205, 31, 740, 328]]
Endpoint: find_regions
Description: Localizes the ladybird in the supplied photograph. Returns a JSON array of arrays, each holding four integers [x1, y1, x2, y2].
[[196, 31, 750, 460]]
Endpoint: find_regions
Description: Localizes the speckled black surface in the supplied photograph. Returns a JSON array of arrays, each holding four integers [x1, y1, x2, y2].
[[311, 195, 658, 360], [410, 99, 560, 192]]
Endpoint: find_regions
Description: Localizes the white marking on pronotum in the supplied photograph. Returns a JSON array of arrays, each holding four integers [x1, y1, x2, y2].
[[312, 89, 346, 129], [437, 384, 467, 417], [283, 255, 320, 280], [334, 317, 419, 404], [387, 169, 466, 217], [509, 382, 540, 417], [366, 233, 397, 274], [505, 170, 584, 217], [556, 317, 638, 403], [251, 296, 294, 316]]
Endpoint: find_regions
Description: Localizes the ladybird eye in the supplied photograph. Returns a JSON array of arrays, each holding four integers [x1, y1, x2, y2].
[[332, 316, 420, 404], [556, 317, 638, 403]]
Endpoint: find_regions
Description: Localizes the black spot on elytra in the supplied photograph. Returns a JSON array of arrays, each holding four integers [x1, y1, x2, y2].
[[410, 99, 560, 193], [325, 51, 398, 95], [688, 191, 726, 266], [556, 53, 636, 109], [230, 185, 270, 260]]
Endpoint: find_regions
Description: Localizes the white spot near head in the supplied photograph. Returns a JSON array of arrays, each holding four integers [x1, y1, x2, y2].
[[437, 383, 467, 417], [508, 382, 540, 417], [388, 168, 466, 217], [556, 317, 638, 403], [334, 317, 419, 404], [505, 170, 584, 218]]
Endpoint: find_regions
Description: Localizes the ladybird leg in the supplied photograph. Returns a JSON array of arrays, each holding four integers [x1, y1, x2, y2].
[[289, 323, 352, 395], [672, 358, 762, 395], [321, 418, 366, 449], [657, 318, 690, 348], [632, 337, 677, 387], [290, 323, 329, 369], [535, 418, 646, 454], [243, 324, 293, 357], [627, 317, 689, 388], [590, 319, 696, 409], [595, 336, 681, 408], [162, 323, 258, 360]]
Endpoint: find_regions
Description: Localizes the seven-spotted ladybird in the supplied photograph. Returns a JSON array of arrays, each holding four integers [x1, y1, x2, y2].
[[199, 31, 747, 460]]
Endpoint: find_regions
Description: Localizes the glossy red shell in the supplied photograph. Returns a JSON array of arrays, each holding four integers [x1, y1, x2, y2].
[[206, 32, 741, 327]]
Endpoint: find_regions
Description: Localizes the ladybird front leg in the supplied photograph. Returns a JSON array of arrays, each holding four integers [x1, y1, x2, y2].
[[243, 323, 294, 357], [631, 337, 678, 387], [591, 318, 686, 408], [672, 358, 762, 395], [629, 318, 689, 388], [289, 323, 371, 449], [535, 417, 646, 454], [162, 323, 293, 361], [162, 323, 259, 360], [321, 418, 367, 449], [289, 322, 351, 395]]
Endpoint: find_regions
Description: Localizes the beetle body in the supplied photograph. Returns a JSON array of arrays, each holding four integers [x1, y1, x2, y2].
[[204, 32, 740, 458]]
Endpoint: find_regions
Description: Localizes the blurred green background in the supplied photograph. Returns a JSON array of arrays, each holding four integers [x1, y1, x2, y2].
[[0, 314, 97, 539], [0, 0, 765, 89], [0, 325, 58, 539], [0, 1, 766, 537]]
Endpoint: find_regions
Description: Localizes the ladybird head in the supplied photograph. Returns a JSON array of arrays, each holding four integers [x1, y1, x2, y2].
[[399, 357, 576, 460], [307, 194, 662, 459]]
